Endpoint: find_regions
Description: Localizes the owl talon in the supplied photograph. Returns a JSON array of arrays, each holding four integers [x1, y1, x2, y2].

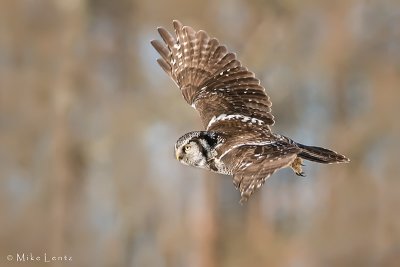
[[296, 171, 306, 177]]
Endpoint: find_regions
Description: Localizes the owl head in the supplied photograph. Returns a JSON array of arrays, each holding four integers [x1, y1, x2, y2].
[[174, 131, 219, 168]]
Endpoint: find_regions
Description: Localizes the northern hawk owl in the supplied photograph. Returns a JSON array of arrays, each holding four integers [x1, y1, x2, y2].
[[151, 20, 349, 203]]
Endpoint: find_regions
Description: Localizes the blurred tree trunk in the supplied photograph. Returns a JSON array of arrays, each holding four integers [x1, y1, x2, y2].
[[192, 174, 218, 267], [49, 2, 85, 265], [201, 176, 217, 267]]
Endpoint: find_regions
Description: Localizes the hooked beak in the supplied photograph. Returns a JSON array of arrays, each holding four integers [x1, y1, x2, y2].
[[175, 150, 179, 160], [175, 150, 181, 161]]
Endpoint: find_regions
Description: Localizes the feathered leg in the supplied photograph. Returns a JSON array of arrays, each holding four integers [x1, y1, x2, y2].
[[291, 157, 305, 177]]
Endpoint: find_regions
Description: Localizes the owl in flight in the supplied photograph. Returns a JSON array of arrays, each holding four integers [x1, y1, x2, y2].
[[151, 20, 349, 203]]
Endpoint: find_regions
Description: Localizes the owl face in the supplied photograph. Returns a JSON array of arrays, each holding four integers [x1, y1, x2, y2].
[[175, 139, 207, 167], [174, 131, 218, 169]]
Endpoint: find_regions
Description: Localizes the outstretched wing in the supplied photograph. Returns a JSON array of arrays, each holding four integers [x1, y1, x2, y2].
[[220, 142, 300, 203], [151, 20, 274, 130]]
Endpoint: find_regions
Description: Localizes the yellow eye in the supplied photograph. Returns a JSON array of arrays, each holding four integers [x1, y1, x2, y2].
[[184, 144, 191, 151]]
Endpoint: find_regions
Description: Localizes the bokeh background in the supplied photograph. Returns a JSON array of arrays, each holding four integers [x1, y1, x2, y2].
[[1, 0, 400, 266]]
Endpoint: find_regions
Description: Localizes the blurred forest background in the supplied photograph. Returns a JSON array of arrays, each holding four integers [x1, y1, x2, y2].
[[1, 0, 400, 266]]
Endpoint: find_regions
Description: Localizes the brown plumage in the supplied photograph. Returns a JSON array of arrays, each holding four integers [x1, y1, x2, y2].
[[152, 20, 349, 203]]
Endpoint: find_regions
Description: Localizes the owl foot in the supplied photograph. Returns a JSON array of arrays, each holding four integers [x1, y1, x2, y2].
[[291, 157, 306, 177], [239, 196, 248, 205]]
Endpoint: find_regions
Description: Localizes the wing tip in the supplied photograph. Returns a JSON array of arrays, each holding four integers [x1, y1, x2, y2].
[[173, 20, 183, 30], [156, 58, 172, 74], [156, 27, 167, 35], [150, 39, 158, 47], [151, 39, 170, 59]]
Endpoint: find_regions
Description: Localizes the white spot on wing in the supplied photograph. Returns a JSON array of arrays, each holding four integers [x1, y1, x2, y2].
[[207, 114, 264, 129], [218, 141, 275, 160]]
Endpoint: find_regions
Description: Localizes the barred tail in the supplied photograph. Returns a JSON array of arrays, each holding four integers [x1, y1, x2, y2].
[[297, 143, 350, 164]]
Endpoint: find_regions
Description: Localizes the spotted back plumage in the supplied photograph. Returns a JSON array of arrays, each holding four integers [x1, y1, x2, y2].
[[222, 143, 300, 202]]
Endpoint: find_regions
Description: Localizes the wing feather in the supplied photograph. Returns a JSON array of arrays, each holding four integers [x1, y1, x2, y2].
[[157, 27, 176, 49], [156, 58, 172, 75], [151, 20, 274, 129], [221, 142, 300, 202]]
